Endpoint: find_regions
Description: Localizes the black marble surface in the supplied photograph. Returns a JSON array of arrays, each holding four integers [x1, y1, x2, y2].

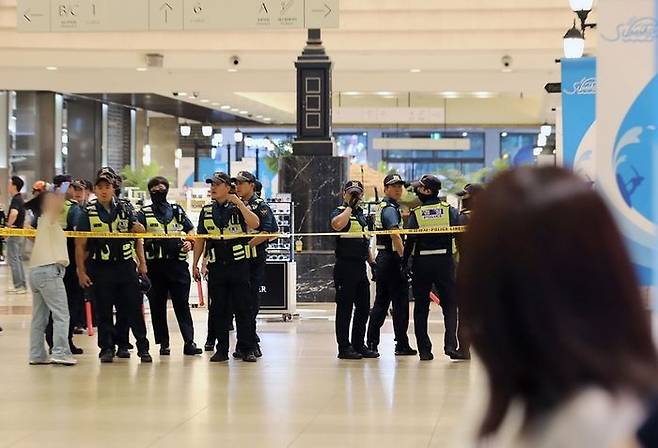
[[279, 155, 348, 302]]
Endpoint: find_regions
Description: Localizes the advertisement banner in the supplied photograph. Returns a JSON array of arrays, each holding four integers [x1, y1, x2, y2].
[[597, 0, 656, 286], [561, 57, 596, 181]]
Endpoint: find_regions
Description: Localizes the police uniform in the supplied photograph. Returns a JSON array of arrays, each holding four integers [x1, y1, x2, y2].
[[331, 186, 374, 358], [77, 197, 151, 360], [366, 178, 414, 354], [137, 202, 198, 354], [197, 199, 257, 359], [405, 176, 462, 360]]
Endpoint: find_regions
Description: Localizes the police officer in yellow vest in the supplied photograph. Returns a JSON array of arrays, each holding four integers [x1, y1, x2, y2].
[[45, 175, 85, 355], [330, 181, 379, 360], [136, 176, 202, 357], [192, 172, 261, 363], [75, 171, 152, 363], [404, 175, 468, 361], [366, 174, 417, 357]]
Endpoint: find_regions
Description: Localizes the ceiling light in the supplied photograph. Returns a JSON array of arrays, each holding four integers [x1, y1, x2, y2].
[[202, 125, 213, 137], [537, 134, 547, 147], [256, 115, 263, 119], [563, 21, 585, 59], [501, 132, 509, 138], [533, 147, 543, 156], [178, 92, 188, 97], [175, 148, 183, 159], [343, 92, 361, 96], [239, 110, 248, 115], [541, 124, 553, 136], [212, 133, 224, 147], [569, 0, 594, 12], [473, 91, 495, 98], [234, 129, 244, 143], [227, 68, 238, 73], [410, 68, 421, 73], [462, 132, 469, 137], [221, 105, 231, 110], [376, 92, 395, 96], [230, 108, 239, 112], [441, 91, 460, 99], [263, 117, 272, 122], [384, 95, 396, 99], [45, 66, 58, 71], [179, 124, 191, 137], [200, 99, 210, 103], [136, 67, 148, 72]]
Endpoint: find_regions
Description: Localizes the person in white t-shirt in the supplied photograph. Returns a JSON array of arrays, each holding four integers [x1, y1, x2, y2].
[[457, 167, 657, 448], [28, 190, 76, 366]]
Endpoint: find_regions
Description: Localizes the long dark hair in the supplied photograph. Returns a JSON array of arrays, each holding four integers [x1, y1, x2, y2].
[[458, 167, 658, 437]]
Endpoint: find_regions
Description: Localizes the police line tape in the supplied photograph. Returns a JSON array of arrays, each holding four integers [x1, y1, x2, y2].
[[0, 226, 467, 240]]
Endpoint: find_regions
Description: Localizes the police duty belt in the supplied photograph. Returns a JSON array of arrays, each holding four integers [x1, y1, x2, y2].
[[0, 226, 467, 240]]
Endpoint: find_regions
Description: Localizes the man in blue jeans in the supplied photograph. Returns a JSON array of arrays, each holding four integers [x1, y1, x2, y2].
[[7, 175, 26, 294]]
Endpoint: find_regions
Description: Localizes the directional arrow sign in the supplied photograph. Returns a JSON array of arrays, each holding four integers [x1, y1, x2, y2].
[[16, 0, 49, 32], [305, 0, 339, 29], [150, 0, 183, 30]]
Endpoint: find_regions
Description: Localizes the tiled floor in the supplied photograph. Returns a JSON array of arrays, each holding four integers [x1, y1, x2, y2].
[[0, 267, 480, 448]]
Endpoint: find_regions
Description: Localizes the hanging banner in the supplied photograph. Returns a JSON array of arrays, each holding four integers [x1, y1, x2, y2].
[[597, 0, 656, 287], [561, 57, 596, 181]]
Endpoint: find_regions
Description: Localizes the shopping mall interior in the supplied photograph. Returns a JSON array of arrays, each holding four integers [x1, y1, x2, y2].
[[1, 1, 657, 447]]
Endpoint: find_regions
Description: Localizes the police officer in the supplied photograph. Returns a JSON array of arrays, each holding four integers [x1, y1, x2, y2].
[[192, 172, 261, 363], [137, 176, 202, 357], [404, 175, 468, 361], [366, 174, 416, 356], [76, 170, 152, 363], [330, 180, 379, 359], [234, 171, 278, 359], [45, 175, 85, 354], [456, 183, 484, 225]]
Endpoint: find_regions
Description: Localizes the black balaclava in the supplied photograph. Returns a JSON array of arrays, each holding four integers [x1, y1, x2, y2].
[[415, 188, 437, 204], [148, 176, 170, 215]]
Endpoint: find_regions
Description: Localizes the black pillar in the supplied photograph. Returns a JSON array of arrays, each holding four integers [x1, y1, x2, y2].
[[279, 29, 348, 302]]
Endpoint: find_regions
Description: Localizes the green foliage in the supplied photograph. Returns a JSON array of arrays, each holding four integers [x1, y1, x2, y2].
[[121, 163, 161, 192], [264, 138, 293, 173]]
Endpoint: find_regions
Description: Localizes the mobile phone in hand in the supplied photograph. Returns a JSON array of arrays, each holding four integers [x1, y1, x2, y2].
[[58, 182, 71, 194]]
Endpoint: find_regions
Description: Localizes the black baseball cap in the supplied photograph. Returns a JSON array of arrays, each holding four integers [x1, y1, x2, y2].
[[205, 172, 232, 186], [383, 173, 406, 186], [457, 183, 484, 200], [343, 180, 364, 194], [53, 174, 72, 187], [411, 175, 442, 193], [235, 171, 256, 183]]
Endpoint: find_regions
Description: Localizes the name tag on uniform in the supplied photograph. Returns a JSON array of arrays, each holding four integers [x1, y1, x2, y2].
[[420, 208, 445, 220]]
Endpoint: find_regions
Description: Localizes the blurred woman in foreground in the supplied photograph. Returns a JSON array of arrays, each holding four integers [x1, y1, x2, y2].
[[458, 167, 657, 448]]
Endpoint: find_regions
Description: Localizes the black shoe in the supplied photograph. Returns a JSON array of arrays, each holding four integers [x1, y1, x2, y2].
[[204, 342, 215, 352], [446, 350, 471, 361], [338, 347, 363, 360], [183, 342, 202, 356], [242, 352, 258, 363], [116, 348, 131, 359], [139, 352, 153, 363], [232, 348, 243, 359], [358, 347, 380, 359], [210, 352, 229, 362], [160, 346, 171, 356], [254, 345, 263, 358], [99, 350, 114, 363], [126, 342, 134, 350], [419, 351, 434, 361], [367, 342, 379, 355], [395, 345, 418, 356], [70, 345, 84, 355]]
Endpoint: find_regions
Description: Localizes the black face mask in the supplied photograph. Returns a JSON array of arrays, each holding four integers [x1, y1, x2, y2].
[[150, 190, 168, 205], [416, 191, 435, 203]]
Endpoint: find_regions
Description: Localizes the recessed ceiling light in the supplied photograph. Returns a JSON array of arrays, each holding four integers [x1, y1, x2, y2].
[[473, 91, 495, 98], [441, 91, 460, 98], [263, 117, 272, 122], [200, 99, 210, 103], [410, 68, 421, 73], [343, 92, 361, 96], [178, 92, 188, 96], [136, 67, 148, 72], [376, 92, 395, 96], [230, 108, 239, 112], [45, 66, 58, 71], [384, 95, 396, 99], [227, 68, 238, 73], [240, 110, 248, 115], [221, 105, 231, 110], [256, 115, 263, 119]]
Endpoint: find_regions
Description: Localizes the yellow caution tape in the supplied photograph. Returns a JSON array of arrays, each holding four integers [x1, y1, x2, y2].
[[0, 226, 466, 240]]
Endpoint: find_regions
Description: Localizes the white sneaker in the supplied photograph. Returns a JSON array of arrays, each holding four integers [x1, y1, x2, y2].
[[8, 287, 27, 294], [29, 359, 52, 365], [51, 356, 77, 366]]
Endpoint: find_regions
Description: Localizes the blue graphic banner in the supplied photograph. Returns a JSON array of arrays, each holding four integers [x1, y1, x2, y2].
[[561, 57, 596, 180]]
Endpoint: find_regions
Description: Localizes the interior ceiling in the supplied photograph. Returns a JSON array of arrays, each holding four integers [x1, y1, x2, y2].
[[0, 0, 596, 125]]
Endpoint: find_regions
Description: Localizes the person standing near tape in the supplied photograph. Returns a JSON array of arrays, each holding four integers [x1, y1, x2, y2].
[[366, 174, 417, 357], [456, 183, 484, 226], [75, 170, 152, 363], [192, 172, 261, 363], [330, 180, 379, 360], [136, 176, 202, 357], [234, 171, 278, 359], [404, 175, 469, 361]]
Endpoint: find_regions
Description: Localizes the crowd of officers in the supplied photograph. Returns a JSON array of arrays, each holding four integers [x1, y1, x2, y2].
[[331, 174, 481, 361], [29, 166, 481, 365]]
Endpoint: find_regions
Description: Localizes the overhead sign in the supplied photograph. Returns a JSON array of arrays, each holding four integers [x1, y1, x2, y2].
[[373, 138, 470, 151], [17, 0, 340, 32], [334, 108, 446, 125]]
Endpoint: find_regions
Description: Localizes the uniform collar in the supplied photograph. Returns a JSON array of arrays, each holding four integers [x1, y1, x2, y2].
[[385, 196, 400, 207]]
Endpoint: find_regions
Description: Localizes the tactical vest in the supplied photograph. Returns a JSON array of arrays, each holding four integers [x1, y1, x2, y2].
[[375, 198, 402, 252], [411, 201, 452, 256], [59, 199, 77, 230], [86, 200, 135, 263], [335, 206, 370, 260], [142, 204, 188, 262], [202, 203, 253, 264], [246, 195, 269, 260]]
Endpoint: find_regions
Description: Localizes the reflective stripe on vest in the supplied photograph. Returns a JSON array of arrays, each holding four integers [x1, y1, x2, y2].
[[202, 204, 250, 263], [87, 203, 134, 262], [412, 202, 451, 256], [142, 206, 187, 261], [340, 214, 367, 239], [59, 199, 76, 230]]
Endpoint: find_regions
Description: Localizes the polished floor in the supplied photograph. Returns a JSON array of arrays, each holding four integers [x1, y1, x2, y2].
[[0, 267, 479, 448]]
